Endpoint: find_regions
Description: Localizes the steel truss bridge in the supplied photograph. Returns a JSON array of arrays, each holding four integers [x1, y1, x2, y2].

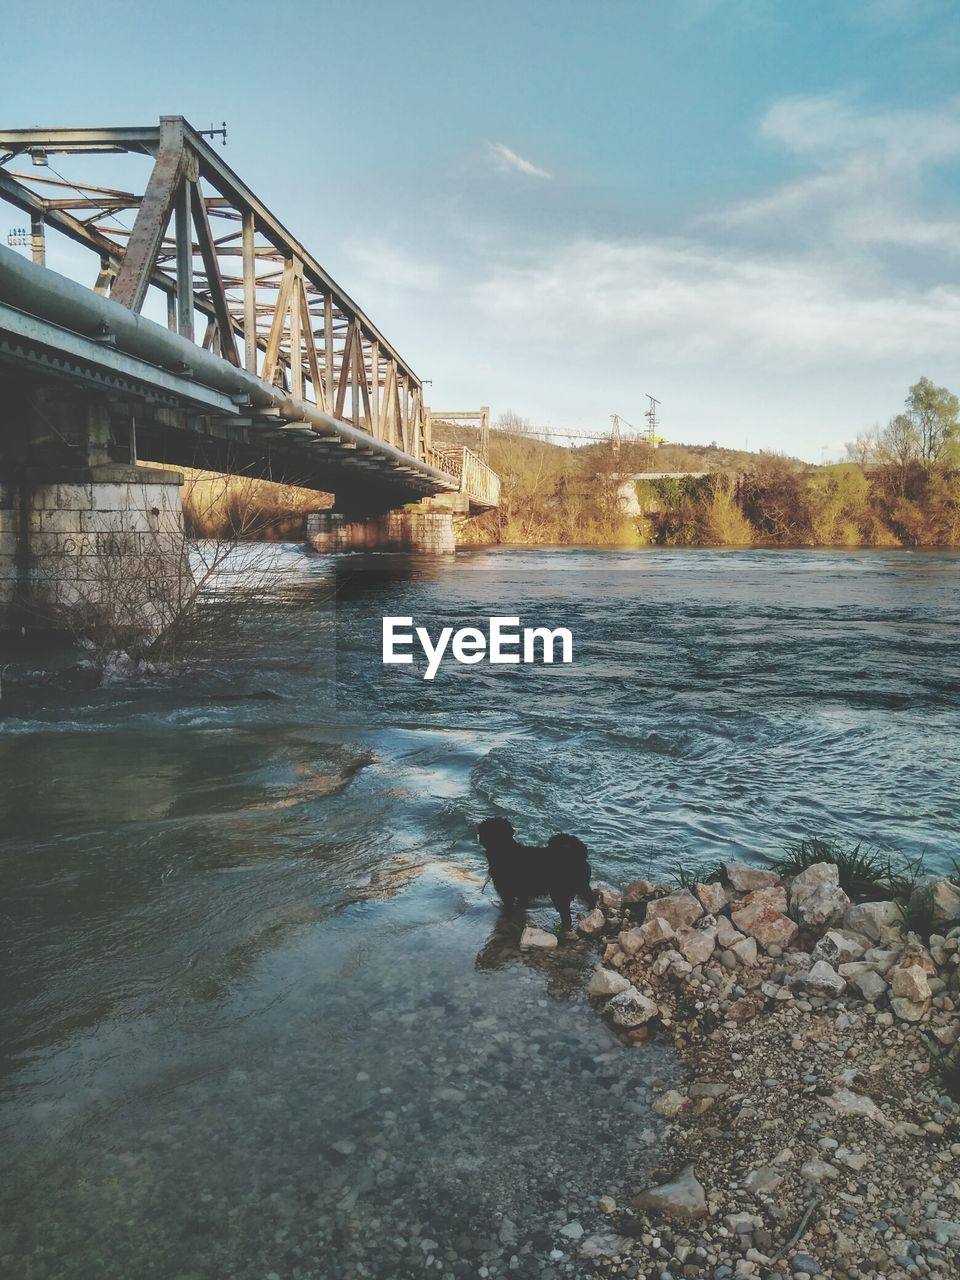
[[0, 116, 499, 513]]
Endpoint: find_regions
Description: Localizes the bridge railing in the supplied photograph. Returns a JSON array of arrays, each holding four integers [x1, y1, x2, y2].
[[430, 445, 500, 510]]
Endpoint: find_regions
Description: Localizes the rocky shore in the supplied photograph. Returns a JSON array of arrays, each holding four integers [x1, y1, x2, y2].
[[524, 861, 960, 1280]]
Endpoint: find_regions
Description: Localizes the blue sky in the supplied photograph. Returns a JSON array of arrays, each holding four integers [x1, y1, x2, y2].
[[4, 0, 960, 459]]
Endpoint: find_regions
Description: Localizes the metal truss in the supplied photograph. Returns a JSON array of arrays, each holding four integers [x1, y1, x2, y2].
[[0, 116, 498, 508]]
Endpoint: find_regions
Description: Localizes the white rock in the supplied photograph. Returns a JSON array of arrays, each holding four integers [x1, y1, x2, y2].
[[605, 987, 659, 1028], [789, 860, 838, 898], [890, 964, 932, 1003], [520, 926, 558, 950], [731, 935, 758, 966], [843, 900, 903, 944], [930, 879, 960, 926], [587, 966, 632, 998], [644, 890, 704, 931], [925, 1219, 960, 1241], [675, 924, 717, 966], [559, 1221, 583, 1240], [852, 969, 888, 1002], [744, 1166, 783, 1193], [724, 862, 781, 892], [826, 1088, 886, 1123], [760, 980, 793, 1001], [653, 1089, 688, 1118], [800, 1159, 839, 1183], [634, 1162, 708, 1220], [863, 946, 903, 972], [621, 878, 656, 904], [731, 893, 799, 950], [716, 914, 746, 948], [576, 1230, 632, 1260], [813, 929, 867, 966], [594, 885, 622, 911], [618, 927, 646, 957], [733, 884, 789, 914], [836, 1148, 868, 1171], [632, 916, 677, 952], [653, 948, 685, 977], [577, 908, 607, 938], [695, 881, 728, 914], [795, 959, 846, 997], [890, 996, 928, 1022], [796, 882, 851, 929]]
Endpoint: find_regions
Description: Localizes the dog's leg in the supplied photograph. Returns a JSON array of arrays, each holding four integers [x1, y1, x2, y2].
[[550, 890, 574, 933]]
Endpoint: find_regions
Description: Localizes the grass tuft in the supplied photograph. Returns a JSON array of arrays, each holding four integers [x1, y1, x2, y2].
[[901, 886, 937, 942], [772, 837, 921, 904], [669, 861, 726, 891]]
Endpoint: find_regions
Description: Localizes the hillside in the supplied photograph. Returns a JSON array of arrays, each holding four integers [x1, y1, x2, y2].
[[435, 422, 960, 548]]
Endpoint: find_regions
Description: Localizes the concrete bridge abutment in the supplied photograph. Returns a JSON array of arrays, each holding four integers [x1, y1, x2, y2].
[[0, 386, 191, 638]]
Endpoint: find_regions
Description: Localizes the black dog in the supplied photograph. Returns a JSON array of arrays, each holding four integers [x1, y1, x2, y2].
[[477, 817, 595, 931]]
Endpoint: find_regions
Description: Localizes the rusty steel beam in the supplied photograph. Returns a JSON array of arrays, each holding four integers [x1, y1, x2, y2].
[[0, 115, 497, 500]]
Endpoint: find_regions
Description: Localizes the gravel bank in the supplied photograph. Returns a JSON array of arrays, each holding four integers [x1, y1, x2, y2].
[[563, 862, 960, 1280]]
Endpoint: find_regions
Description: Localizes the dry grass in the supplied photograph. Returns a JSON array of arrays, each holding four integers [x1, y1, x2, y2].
[[178, 469, 330, 541]]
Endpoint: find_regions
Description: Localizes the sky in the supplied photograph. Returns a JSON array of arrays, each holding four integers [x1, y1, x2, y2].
[[3, 0, 960, 460]]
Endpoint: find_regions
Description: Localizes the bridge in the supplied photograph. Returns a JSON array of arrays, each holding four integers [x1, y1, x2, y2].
[[0, 117, 499, 632]]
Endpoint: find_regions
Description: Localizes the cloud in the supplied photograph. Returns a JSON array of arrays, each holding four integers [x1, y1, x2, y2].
[[345, 241, 443, 293], [703, 94, 960, 257], [487, 141, 552, 179], [469, 235, 960, 366], [761, 93, 960, 165]]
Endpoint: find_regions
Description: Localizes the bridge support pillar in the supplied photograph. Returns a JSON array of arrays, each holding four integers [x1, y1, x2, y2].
[[305, 509, 455, 554], [0, 465, 190, 638], [0, 386, 191, 638]]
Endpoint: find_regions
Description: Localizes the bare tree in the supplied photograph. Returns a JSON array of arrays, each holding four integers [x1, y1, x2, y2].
[[874, 413, 921, 496], [845, 427, 880, 467]]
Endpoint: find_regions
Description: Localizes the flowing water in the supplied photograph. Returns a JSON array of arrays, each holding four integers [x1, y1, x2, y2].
[[1, 547, 959, 1279]]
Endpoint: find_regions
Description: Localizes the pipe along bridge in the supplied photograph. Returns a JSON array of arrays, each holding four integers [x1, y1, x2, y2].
[[0, 117, 500, 632]]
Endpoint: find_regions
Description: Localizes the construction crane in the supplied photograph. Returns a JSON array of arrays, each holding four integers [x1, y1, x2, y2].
[[506, 398, 665, 451]]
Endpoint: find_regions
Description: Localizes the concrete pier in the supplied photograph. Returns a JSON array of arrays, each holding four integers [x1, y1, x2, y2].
[[306, 509, 455, 554], [0, 464, 189, 635], [0, 386, 191, 635]]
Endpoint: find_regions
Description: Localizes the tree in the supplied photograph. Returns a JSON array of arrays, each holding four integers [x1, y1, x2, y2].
[[739, 453, 811, 542], [906, 377, 959, 465], [873, 413, 921, 497], [845, 427, 880, 467]]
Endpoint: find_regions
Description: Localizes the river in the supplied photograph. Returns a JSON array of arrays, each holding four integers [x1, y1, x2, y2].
[[1, 547, 958, 1279]]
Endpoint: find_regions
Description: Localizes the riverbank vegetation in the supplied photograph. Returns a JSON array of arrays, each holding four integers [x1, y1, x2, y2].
[[459, 378, 960, 548], [169, 378, 959, 549], [180, 469, 327, 540]]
